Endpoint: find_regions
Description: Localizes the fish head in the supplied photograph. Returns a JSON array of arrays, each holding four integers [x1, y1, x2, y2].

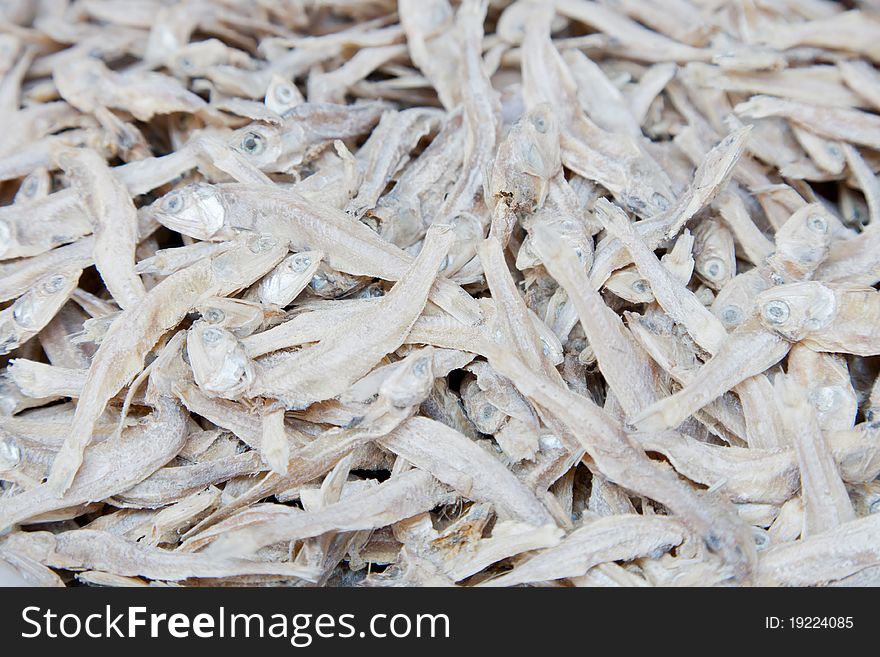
[[186, 321, 253, 398], [711, 270, 771, 330], [755, 281, 837, 341], [519, 102, 561, 178], [196, 296, 265, 338], [770, 205, 833, 281], [265, 74, 303, 115], [153, 182, 229, 240], [257, 251, 321, 307], [230, 122, 283, 170], [378, 347, 436, 409]]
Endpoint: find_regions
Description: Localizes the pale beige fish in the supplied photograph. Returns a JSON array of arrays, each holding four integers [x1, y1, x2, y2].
[[169, 38, 253, 78], [186, 322, 254, 400], [631, 319, 790, 433], [522, 5, 674, 218], [756, 282, 880, 356], [151, 183, 481, 325], [248, 224, 453, 409], [623, 310, 753, 445], [45, 234, 286, 495], [692, 218, 736, 291], [589, 126, 751, 286], [765, 203, 835, 283], [114, 451, 264, 508], [58, 148, 146, 310], [0, 191, 93, 260], [841, 143, 880, 227], [4, 529, 317, 582], [382, 416, 553, 525], [39, 303, 94, 370], [787, 345, 857, 432], [755, 10, 880, 62], [757, 514, 880, 586], [695, 63, 867, 110], [626, 62, 677, 126], [594, 199, 727, 353], [399, 0, 460, 109], [255, 251, 322, 307], [481, 515, 687, 587], [530, 222, 661, 415], [259, 404, 288, 476], [0, 269, 81, 356], [435, 0, 500, 222], [774, 375, 855, 537], [715, 191, 775, 267], [230, 102, 387, 173], [445, 520, 564, 583], [564, 49, 641, 137], [815, 224, 880, 286], [0, 397, 186, 531], [736, 95, 880, 151], [194, 469, 453, 557], [486, 346, 755, 580], [241, 299, 375, 358], [370, 111, 465, 248], [344, 108, 440, 219], [790, 126, 845, 175], [489, 102, 562, 216], [53, 56, 215, 123], [14, 168, 53, 205], [129, 486, 221, 545], [604, 266, 655, 304], [479, 235, 562, 384], [308, 44, 406, 104], [838, 59, 880, 112], [555, 0, 710, 63], [0, 129, 95, 183], [7, 359, 87, 399], [134, 241, 230, 277]]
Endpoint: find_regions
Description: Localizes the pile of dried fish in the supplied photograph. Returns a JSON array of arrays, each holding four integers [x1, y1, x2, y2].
[[2, 0, 880, 588]]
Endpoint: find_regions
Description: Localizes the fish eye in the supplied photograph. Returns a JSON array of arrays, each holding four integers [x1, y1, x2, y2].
[[292, 254, 311, 272], [161, 192, 184, 214], [201, 327, 223, 345], [652, 192, 670, 211], [240, 131, 265, 155], [720, 305, 743, 325], [249, 233, 277, 253], [806, 214, 828, 233], [203, 307, 225, 324], [22, 176, 38, 197], [530, 113, 549, 133], [631, 279, 649, 295], [11, 297, 35, 327], [701, 257, 725, 281], [178, 56, 193, 71], [752, 527, 770, 551], [761, 299, 790, 325], [41, 275, 67, 295], [275, 84, 294, 103]]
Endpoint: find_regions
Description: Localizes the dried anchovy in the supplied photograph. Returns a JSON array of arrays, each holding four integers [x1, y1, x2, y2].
[[2, 0, 880, 589]]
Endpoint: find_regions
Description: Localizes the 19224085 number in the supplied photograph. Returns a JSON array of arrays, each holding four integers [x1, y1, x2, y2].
[[790, 617, 853, 629]]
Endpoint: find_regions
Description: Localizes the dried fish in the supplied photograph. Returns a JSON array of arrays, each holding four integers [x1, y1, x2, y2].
[[1, 0, 877, 589]]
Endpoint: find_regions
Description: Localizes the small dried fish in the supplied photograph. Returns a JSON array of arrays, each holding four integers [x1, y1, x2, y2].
[[3, 0, 878, 589]]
